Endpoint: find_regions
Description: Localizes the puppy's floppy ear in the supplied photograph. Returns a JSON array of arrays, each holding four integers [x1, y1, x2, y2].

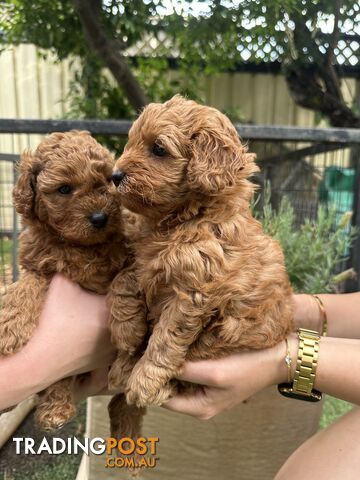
[[187, 128, 255, 195], [12, 151, 41, 219]]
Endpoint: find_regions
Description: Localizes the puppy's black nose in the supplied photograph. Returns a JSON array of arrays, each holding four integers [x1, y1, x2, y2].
[[89, 212, 108, 229], [112, 170, 126, 187]]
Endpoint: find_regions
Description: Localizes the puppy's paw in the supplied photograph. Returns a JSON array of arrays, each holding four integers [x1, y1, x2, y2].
[[0, 322, 32, 355], [35, 402, 76, 432], [125, 359, 172, 408]]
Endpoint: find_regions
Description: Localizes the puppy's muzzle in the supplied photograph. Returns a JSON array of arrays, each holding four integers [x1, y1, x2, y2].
[[89, 212, 108, 229], [112, 170, 126, 187]]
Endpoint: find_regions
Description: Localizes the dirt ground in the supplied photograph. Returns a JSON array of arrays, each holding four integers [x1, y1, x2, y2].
[[0, 403, 86, 479]]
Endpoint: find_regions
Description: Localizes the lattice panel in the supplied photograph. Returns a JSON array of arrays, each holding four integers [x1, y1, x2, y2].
[[126, 32, 359, 69]]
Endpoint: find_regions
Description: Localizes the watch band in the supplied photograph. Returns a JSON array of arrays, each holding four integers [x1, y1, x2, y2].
[[278, 328, 322, 402], [293, 328, 320, 395]]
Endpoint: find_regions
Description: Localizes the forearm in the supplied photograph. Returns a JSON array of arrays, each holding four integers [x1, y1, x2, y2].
[[0, 349, 52, 410], [315, 336, 360, 404], [283, 334, 360, 405], [0, 275, 114, 410], [0, 324, 79, 410], [293, 293, 360, 338]]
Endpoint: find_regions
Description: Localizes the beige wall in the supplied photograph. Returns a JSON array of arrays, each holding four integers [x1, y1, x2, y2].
[[0, 44, 357, 231], [206, 71, 356, 126]]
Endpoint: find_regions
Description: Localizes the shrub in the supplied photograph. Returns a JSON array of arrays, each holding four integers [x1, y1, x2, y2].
[[254, 185, 357, 293]]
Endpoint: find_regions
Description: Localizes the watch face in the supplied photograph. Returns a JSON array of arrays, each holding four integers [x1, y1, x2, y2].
[[278, 383, 322, 402]]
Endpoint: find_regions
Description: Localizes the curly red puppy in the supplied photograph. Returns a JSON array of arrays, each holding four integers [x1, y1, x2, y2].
[[0, 131, 141, 432], [110, 95, 294, 409]]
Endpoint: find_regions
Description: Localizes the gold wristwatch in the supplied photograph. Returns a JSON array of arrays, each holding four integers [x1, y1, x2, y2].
[[278, 328, 322, 402]]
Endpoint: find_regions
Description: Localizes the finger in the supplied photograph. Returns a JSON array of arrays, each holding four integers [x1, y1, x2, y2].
[[74, 367, 109, 401], [162, 389, 210, 418], [176, 359, 224, 387]]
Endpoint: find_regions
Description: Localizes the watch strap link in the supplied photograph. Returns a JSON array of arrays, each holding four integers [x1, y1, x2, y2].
[[292, 328, 320, 396], [278, 328, 322, 402]]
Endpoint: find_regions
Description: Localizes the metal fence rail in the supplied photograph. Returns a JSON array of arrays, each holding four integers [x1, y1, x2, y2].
[[0, 119, 360, 293], [0, 119, 359, 143]]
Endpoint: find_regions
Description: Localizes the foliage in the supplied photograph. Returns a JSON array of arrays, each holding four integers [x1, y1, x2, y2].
[[0, 0, 155, 59], [164, 0, 358, 68], [62, 55, 133, 152], [254, 185, 357, 293], [1, 0, 358, 125], [0, 238, 12, 277], [63, 56, 203, 122], [0, 0, 202, 124], [3, 0, 357, 66]]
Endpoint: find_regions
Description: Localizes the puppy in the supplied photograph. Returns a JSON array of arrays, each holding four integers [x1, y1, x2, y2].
[[0, 131, 138, 431], [110, 95, 294, 410]]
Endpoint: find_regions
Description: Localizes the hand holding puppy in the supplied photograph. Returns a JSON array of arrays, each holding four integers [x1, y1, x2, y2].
[[0, 274, 114, 411]]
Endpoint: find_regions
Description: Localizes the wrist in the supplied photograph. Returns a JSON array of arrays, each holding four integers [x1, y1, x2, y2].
[[278, 328, 323, 402], [293, 294, 323, 332], [0, 347, 50, 409], [270, 334, 299, 385]]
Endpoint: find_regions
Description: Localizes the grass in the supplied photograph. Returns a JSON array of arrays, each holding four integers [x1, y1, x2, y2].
[[320, 395, 354, 429], [29, 456, 81, 480], [3, 457, 81, 480]]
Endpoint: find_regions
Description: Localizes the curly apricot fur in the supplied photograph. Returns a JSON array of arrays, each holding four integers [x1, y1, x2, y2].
[[1, 131, 144, 437], [111, 95, 294, 409]]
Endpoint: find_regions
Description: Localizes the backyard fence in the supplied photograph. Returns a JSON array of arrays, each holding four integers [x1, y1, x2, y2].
[[1, 119, 360, 296]]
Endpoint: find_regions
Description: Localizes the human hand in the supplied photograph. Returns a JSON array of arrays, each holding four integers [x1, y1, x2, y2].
[[0, 274, 116, 409], [36, 274, 116, 381], [163, 337, 297, 420]]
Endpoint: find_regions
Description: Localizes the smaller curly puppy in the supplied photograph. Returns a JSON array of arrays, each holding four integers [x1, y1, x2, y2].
[[110, 95, 294, 409], [0, 131, 137, 431]]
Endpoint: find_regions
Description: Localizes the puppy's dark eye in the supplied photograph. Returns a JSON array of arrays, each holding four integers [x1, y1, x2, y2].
[[58, 185, 73, 195], [152, 143, 167, 157]]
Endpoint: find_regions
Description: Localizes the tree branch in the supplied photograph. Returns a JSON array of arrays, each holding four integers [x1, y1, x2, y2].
[[284, 10, 359, 128], [324, 0, 343, 102], [285, 64, 360, 128], [72, 0, 148, 112], [327, 0, 341, 66]]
